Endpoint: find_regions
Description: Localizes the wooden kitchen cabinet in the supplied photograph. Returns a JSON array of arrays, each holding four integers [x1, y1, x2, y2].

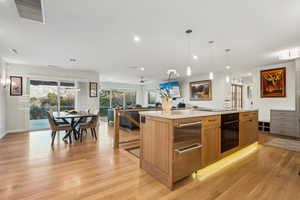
[[239, 112, 258, 147], [201, 116, 221, 168]]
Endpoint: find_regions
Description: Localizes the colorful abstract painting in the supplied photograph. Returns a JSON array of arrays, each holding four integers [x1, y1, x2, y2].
[[260, 67, 286, 98]]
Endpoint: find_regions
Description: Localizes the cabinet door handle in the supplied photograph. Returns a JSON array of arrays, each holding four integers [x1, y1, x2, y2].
[[175, 143, 202, 154]]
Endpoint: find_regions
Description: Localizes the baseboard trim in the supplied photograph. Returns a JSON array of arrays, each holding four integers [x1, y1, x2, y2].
[[0, 132, 6, 140], [5, 129, 28, 134]]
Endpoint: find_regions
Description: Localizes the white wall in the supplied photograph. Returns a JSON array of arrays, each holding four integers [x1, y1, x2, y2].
[[142, 73, 230, 109], [5, 63, 99, 132], [252, 62, 296, 122], [77, 82, 99, 113], [141, 62, 296, 123], [0, 60, 6, 139], [181, 73, 229, 109]]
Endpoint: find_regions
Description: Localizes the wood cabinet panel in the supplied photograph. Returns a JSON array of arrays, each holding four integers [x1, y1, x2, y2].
[[239, 112, 258, 147], [202, 115, 221, 127], [141, 118, 170, 174], [201, 125, 220, 167]]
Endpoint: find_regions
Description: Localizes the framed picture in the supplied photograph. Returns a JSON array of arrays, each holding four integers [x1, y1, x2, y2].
[[189, 80, 212, 101], [10, 76, 23, 96], [89, 82, 98, 97], [260, 67, 286, 98]]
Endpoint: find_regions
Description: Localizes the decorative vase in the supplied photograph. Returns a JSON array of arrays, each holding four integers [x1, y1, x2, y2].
[[162, 97, 172, 114]]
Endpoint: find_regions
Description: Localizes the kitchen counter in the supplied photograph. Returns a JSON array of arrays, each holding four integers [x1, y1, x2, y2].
[[139, 109, 259, 190], [139, 109, 258, 119]]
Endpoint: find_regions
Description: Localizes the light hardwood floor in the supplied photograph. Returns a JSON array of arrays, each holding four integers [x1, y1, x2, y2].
[[0, 123, 299, 200]]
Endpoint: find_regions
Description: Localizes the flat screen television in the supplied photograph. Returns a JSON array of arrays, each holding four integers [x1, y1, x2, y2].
[[159, 81, 181, 98]]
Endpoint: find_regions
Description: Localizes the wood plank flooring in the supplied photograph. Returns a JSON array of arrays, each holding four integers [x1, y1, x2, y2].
[[0, 123, 299, 200]]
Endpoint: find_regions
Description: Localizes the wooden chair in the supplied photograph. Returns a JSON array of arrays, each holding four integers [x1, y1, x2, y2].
[[78, 114, 99, 142], [47, 112, 73, 146]]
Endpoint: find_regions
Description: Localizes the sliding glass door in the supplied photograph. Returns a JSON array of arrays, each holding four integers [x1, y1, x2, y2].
[[99, 90, 110, 117], [59, 82, 76, 111], [29, 80, 58, 130], [99, 89, 137, 118], [29, 80, 75, 130]]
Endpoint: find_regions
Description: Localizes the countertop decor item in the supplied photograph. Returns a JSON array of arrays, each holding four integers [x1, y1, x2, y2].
[[160, 88, 172, 114], [260, 67, 286, 98]]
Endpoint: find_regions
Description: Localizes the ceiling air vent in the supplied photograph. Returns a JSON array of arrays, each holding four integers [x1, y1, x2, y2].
[[15, 0, 44, 23]]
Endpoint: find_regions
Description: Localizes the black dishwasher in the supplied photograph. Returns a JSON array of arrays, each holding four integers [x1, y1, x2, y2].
[[221, 113, 239, 153]]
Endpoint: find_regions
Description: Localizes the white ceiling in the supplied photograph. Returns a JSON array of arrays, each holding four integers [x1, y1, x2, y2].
[[0, 0, 300, 83]]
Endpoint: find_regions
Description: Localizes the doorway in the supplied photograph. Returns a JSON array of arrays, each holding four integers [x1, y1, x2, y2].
[[231, 84, 243, 109], [29, 80, 75, 130]]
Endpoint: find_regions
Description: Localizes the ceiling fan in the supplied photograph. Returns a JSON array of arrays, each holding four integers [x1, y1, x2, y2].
[[139, 76, 148, 84]]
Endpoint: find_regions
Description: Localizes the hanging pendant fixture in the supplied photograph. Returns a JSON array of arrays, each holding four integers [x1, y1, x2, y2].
[[225, 49, 231, 83], [185, 29, 193, 76], [208, 41, 215, 80]]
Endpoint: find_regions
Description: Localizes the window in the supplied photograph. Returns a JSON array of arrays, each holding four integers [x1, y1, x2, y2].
[[231, 84, 243, 109], [111, 90, 124, 108], [59, 82, 75, 111], [99, 90, 111, 117], [125, 91, 137, 107], [99, 89, 137, 117], [29, 80, 75, 130], [148, 90, 157, 105]]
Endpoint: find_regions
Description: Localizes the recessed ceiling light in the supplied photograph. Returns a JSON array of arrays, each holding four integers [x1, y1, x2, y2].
[[69, 58, 77, 62], [247, 73, 252, 76], [9, 48, 18, 54], [192, 55, 198, 60], [140, 67, 145, 71], [226, 65, 231, 70], [133, 35, 141, 43]]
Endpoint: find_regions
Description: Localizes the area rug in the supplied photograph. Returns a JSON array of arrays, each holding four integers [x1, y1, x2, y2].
[[265, 138, 300, 152], [127, 147, 140, 158]]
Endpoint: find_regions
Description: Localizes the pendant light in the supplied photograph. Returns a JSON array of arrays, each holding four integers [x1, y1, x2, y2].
[[225, 49, 231, 83], [208, 41, 215, 80], [185, 29, 192, 76]]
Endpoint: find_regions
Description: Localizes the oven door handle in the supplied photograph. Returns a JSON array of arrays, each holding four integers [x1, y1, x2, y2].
[[222, 120, 239, 125], [175, 121, 202, 128], [175, 143, 202, 154]]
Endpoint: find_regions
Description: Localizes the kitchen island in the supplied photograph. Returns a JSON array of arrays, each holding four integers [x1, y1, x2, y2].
[[139, 109, 258, 190]]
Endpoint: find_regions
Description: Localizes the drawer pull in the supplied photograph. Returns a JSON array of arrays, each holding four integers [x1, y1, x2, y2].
[[208, 119, 217, 122], [175, 121, 202, 128], [175, 143, 202, 154]]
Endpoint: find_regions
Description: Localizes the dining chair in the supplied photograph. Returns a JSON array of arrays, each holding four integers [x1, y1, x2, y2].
[[49, 110, 70, 125], [47, 112, 73, 145], [78, 114, 99, 142]]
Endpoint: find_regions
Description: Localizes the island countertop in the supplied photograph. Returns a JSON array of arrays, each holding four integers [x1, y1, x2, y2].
[[139, 109, 258, 119]]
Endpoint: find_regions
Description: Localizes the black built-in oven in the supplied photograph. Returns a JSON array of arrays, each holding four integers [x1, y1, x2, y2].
[[221, 113, 239, 153]]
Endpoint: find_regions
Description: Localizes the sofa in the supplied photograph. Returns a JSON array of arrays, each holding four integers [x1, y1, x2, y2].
[[107, 108, 140, 130]]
